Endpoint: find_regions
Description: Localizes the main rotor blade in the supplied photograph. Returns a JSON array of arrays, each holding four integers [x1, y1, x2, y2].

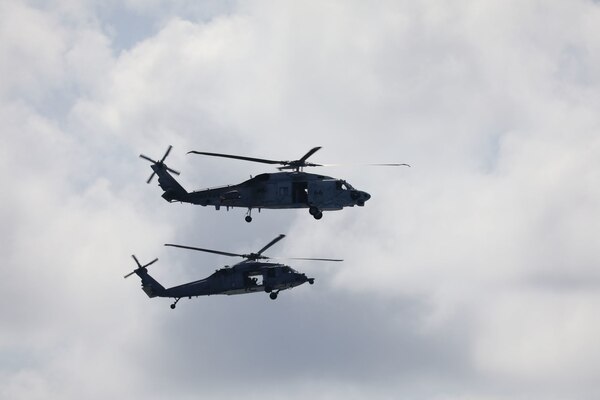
[[368, 163, 410, 167], [298, 147, 322, 163], [279, 257, 344, 262], [256, 234, 286, 256], [165, 243, 243, 258], [320, 163, 411, 167], [124, 270, 136, 279], [188, 151, 284, 165]]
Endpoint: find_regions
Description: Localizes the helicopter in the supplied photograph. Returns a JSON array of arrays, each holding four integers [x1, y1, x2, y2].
[[140, 145, 409, 222], [124, 234, 342, 309]]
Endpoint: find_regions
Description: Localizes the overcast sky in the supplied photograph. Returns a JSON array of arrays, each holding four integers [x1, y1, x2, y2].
[[2, 1, 600, 399]]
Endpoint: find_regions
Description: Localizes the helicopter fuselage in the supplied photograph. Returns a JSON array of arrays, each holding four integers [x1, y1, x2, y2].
[[141, 145, 406, 221], [137, 261, 313, 302], [158, 169, 371, 213]]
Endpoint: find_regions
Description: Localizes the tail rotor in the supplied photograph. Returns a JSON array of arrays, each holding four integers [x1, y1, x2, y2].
[[124, 255, 158, 279], [140, 145, 181, 184]]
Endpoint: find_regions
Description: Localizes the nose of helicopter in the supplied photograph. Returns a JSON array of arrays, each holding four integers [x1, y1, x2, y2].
[[300, 273, 315, 285], [356, 191, 370, 206]]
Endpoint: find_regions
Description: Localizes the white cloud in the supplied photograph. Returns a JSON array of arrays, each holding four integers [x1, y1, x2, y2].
[[2, 0, 600, 399], [0, 2, 69, 102]]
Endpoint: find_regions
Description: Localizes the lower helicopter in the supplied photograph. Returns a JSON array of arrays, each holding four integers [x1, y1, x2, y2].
[[124, 234, 342, 309]]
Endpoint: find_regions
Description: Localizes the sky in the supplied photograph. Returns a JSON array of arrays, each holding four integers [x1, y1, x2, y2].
[[1, 0, 600, 399]]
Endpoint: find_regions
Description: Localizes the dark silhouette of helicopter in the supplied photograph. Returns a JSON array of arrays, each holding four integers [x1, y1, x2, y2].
[[140, 145, 408, 222], [124, 234, 342, 309]]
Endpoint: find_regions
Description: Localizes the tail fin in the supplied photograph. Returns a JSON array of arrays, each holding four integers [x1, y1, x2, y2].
[[125, 255, 167, 298], [136, 268, 167, 298], [152, 163, 188, 202], [140, 145, 188, 202]]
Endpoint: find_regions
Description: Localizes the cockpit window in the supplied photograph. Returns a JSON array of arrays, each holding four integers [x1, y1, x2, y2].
[[337, 180, 354, 190]]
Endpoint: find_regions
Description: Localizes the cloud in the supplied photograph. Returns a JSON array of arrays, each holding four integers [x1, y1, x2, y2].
[[2, 1, 600, 399], [0, 2, 69, 103]]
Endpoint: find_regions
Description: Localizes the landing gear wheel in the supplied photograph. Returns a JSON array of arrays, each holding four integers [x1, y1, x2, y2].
[[313, 211, 323, 220], [245, 215, 252, 223], [170, 298, 181, 309], [269, 292, 278, 300], [309, 206, 319, 216]]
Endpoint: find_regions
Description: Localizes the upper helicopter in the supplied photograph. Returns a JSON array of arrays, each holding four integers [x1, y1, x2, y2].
[[124, 234, 342, 309], [140, 145, 409, 222]]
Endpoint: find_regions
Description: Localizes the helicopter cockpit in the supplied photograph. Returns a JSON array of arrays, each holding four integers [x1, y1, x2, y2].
[[335, 180, 354, 191]]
